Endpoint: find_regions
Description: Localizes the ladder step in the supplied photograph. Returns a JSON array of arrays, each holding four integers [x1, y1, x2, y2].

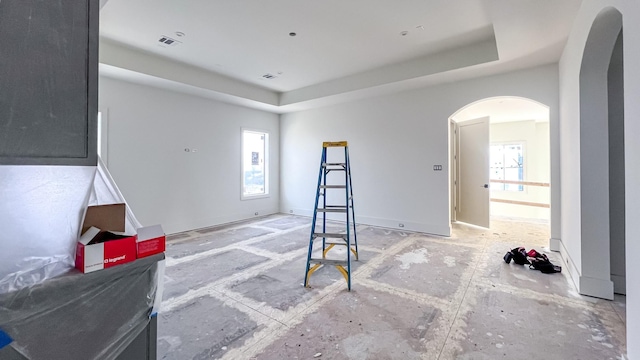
[[317, 208, 347, 213], [312, 232, 346, 239], [324, 241, 348, 245], [320, 185, 346, 189], [309, 258, 348, 266], [323, 141, 348, 147], [323, 162, 346, 166]]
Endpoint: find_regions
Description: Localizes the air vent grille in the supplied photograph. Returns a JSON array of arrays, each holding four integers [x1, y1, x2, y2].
[[158, 35, 181, 47]]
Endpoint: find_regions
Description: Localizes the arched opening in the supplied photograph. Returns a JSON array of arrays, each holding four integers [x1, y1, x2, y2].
[[448, 96, 550, 230], [578, 7, 624, 299]]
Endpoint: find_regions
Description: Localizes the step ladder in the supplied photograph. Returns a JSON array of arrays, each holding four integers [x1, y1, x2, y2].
[[304, 141, 358, 290]]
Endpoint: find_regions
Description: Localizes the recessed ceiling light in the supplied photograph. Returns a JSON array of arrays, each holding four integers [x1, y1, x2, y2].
[[289, 32, 297, 37], [416, 25, 424, 30], [175, 31, 185, 37], [400, 31, 408, 36]]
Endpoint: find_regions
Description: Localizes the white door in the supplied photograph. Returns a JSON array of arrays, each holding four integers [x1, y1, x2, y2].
[[456, 117, 490, 228]]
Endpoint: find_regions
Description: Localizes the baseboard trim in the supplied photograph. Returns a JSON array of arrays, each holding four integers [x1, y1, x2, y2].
[[611, 274, 626, 295], [580, 275, 614, 300], [285, 208, 451, 237], [558, 240, 581, 295]]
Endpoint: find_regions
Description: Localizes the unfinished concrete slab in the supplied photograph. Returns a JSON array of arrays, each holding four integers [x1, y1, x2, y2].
[[260, 216, 313, 230], [439, 284, 626, 359], [226, 257, 323, 312], [157, 214, 627, 359], [166, 232, 192, 242], [163, 249, 270, 300], [369, 240, 475, 299], [612, 294, 626, 324], [452, 217, 550, 248], [250, 228, 310, 254], [158, 295, 263, 360], [227, 247, 378, 311], [254, 288, 441, 360], [166, 227, 274, 259], [357, 226, 412, 250], [477, 241, 582, 299]]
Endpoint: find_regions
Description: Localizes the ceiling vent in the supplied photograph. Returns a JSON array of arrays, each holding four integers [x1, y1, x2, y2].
[[158, 35, 181, 47], [262, 73, 277, 79]]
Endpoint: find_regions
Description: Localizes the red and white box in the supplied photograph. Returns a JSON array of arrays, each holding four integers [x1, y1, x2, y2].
[[75, 227, 137, 273], [75, 204, 137, 273], [136, 224, 166, 258]]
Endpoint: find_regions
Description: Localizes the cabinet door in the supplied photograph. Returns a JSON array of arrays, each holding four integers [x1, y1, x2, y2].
[[0, 0, 98, 165]]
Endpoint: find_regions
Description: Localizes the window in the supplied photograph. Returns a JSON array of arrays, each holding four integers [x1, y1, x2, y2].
[[241, 129, 269, 199], [97, 111, 102, 158], [490, 143, 524, 191], [97, 111, 109, 167]]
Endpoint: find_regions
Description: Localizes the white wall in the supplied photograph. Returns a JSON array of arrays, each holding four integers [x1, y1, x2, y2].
[[98, 77, 280, 234], [489, 121, 550, 220], [281, 64, 559, 237], [559, 0, 639, 356]]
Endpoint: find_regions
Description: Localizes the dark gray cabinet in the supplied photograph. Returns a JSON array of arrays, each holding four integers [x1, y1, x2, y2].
[[0, 0, 98, 165], [0, 254, 163, 360]]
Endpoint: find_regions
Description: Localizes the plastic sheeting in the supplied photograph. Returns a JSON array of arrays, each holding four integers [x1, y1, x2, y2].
[[0, 157, 142, 294], [0, 253, 163, 360], [0, 157, 163, 359], [89, 157, 142, 233], [0, 165, 96, 294]]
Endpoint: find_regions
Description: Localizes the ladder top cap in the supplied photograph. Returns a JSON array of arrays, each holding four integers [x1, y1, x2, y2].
[[323, 141, 348, 147]]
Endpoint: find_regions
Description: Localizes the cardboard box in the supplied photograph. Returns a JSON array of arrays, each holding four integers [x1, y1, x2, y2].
[[136, 224, 166, 258], [75, 204, 137, 273]]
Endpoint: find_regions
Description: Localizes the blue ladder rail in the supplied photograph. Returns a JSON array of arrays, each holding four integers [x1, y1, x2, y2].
[[304, 141, 358, 291]]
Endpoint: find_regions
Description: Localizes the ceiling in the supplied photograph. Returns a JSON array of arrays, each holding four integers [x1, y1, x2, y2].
[[99, 0, 582, 113]]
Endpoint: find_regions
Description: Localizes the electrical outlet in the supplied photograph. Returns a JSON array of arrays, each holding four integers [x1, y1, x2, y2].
[[254, 212, 259, 216], [433, 165, 443, 171]]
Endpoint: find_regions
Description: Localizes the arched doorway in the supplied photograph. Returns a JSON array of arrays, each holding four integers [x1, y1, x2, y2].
[[578, 7, 624, 298], [449, 96, 551, 229]]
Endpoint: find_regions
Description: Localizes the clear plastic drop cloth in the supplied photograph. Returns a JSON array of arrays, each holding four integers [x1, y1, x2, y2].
[[0, 253, 162, 360], [0, 157, 163, 359]]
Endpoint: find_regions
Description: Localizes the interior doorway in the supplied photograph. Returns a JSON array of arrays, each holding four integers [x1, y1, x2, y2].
[[450, 97, 551, 229]]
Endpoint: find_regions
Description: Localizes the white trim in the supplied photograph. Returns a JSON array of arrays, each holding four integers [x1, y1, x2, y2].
[[285, 208, 451, 237], [611, 274, 626, 295], [559, 239, 581, 295], [580, 276, 614, 300], [558, 237, 615, 300], [241, 127, 270, 200]]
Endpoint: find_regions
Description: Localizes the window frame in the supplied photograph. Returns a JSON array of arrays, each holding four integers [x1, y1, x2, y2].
[[490, 142, 525, 192], [240, 128, 270, 200]]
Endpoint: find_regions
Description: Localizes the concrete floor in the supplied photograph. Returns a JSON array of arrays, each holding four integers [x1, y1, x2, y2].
[[158, 215, 627, 360]]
